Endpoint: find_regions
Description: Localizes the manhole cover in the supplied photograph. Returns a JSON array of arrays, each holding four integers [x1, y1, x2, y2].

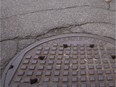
[[2, 34, 116, 87]]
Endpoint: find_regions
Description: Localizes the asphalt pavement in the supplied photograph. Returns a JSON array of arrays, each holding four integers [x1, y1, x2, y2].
[[0, 0, 115, 83]]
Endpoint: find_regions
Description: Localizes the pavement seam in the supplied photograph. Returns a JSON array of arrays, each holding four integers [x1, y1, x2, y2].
[[0, 5, 115, 19], [0, 22, 115, 42]]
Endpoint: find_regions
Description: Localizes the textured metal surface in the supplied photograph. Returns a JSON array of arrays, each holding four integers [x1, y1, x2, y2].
[[2, 34, 116, 87]]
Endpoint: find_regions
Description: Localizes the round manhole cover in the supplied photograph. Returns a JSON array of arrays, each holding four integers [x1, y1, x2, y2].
[[2, 34, 116, 87]]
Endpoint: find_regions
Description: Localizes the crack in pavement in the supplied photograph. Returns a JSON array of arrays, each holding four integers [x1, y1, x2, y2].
[[78, 22, 115, 26], [0, 22, 115, 42], [0, 4, 115, 19]]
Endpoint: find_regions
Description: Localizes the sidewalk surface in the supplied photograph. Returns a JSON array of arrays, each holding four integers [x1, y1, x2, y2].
[[0, 0, 115, 82]]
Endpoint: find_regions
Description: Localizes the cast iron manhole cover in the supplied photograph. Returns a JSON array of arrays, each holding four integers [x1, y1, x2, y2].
[[2, 34, 116, 87]]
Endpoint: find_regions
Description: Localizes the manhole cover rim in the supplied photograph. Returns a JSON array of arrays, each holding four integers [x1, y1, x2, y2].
[[2, 33, 115, 87]]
